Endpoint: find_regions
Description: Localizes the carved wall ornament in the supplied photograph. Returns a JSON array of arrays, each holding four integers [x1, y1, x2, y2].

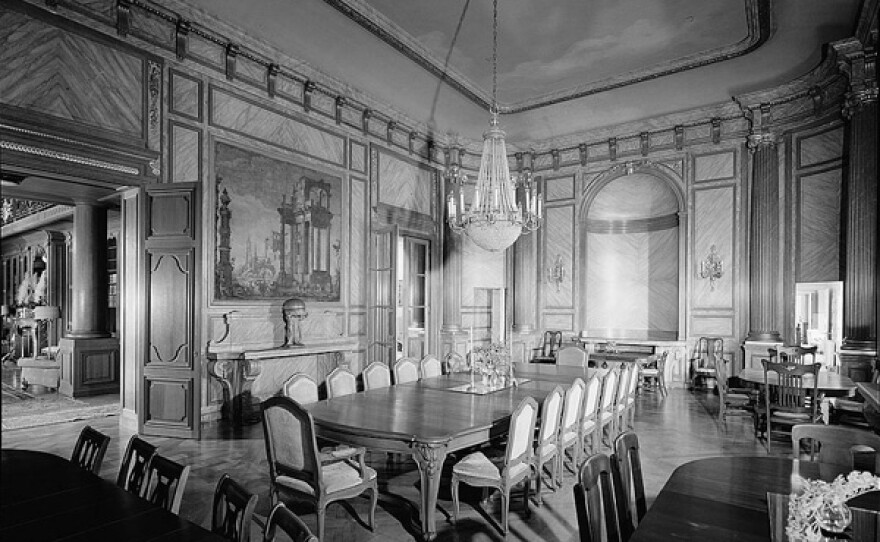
[[579, 143, 587, 166], [175, 19, 190, 61], [550, 148, 560, 170], [148, 158, 160, 177], [225, 43, 238, 81], [361, 109, 372, 133], [843, 86, 879, 119], [640, 132, 650, 156], [303, 80, 316, 111], [116, 0, 131, 37], [547, 254, 566, 292], [386, 121, 396, 144], [711, 118, 722, 144], [147, 60, 161, 151], [698, 244, 724, 290], [608, 137, 617, 161], [335, 96, 346, 125], [266, 63, 279, 97], [674, 125, 685, 150]]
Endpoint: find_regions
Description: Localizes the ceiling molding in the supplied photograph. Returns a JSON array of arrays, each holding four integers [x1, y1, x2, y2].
[[324, 0, 774, 114]]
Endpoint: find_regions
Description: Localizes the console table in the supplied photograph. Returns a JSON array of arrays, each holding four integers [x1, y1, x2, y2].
[[207, 339, 359, 424]]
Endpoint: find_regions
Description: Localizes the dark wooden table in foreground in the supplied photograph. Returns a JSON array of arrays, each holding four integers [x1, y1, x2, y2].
[[0, 449, 224, 542], [631, 456, 879, 541], [304, 363, 594, 540]]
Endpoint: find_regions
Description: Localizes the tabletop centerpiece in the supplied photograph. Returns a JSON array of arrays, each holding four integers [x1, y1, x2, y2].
[[471, 342, 514, 388], [786, 470, 880, 541]]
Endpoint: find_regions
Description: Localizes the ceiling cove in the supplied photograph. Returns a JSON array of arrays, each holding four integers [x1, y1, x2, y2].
[[322, 0, 773, 114]]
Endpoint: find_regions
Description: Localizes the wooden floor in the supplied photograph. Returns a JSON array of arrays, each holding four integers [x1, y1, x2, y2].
[[1, 385, 785, 541]]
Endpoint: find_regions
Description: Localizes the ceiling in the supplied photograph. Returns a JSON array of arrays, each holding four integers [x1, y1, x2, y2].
[[185, 0, 863, 144]]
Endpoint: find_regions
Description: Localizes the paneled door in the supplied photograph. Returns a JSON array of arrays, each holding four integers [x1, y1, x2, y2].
[[368, 224, 397, 366], [139, 183, 200, 439]]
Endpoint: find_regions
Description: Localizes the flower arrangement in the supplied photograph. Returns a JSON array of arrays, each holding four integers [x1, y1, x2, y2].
[[786, 470, 880, 541], [15, 272, 46, 308]]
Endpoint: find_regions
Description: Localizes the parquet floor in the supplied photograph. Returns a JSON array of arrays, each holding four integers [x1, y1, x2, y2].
[[1, 386, 785, 541]]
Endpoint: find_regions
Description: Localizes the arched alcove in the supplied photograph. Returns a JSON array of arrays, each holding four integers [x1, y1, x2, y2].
[[578, 164, 685, 340]]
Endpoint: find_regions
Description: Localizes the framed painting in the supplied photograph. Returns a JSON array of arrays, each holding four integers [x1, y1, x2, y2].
[[213, 141, 343, 302]]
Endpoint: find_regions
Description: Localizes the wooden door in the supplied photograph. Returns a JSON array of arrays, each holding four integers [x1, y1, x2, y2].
[[368, 225, 397, 365], [139, 183, 200, 439]]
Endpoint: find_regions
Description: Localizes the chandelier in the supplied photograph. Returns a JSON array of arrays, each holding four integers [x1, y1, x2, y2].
[[445, 0, 542, 252]]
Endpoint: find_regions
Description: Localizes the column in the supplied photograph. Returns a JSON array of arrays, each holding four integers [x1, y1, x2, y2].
[[510, 227, 537, 363], [68, 202, 109, 338], [745, 130, 782, 342], [834, 39, 878, 381]]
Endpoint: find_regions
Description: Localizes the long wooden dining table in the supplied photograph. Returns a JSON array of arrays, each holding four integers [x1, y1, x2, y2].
[[630, 456, 879, 541], [0, 449, 225, 541], [304, 362, 596, 540]]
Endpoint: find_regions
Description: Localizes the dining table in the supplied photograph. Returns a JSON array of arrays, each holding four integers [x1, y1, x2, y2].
[[630, 455, 880, 541], [0, 449, 225, 541], [304, 362, 595, 540], [738, 368, 857, 423]]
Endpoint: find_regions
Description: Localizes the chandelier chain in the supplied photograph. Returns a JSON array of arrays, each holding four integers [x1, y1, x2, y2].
[[492, 0, 498, 112]]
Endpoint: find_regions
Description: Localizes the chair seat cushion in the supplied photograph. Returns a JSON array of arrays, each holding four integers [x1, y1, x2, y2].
[[452, 452, 530, 482], [581, 420, 596, 433], [536, 442, 557, 458], [694, 368, 716, 375], [277, 461, 377, 496], [641, 369, 659, 376], [599, 411, 615, 423], [726, 393, 751, 403], [560, 429, 579, 447]]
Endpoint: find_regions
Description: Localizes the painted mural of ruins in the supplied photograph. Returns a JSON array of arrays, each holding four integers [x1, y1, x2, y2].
[[214, 142, 342, 302]]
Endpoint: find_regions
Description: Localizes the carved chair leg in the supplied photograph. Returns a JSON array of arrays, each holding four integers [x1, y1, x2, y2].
[[451, 476, 460, 522]]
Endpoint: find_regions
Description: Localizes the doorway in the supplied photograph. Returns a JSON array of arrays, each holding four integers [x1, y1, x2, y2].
[[795, 281, 843, 367], [397, 236, 431, 360]]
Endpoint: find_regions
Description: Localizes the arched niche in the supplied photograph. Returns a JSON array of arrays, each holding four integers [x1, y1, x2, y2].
[[578, 163, 686, 340]]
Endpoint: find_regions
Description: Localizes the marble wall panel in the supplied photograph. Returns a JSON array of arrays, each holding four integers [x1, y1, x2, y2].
[[692, 316, 734, 337], [589, 143, 609, 159], [310, 92, 335, 118], [544, 205, 575, 308], [585, 229, 678, 336], [692, 185, 735, 308], [685, 124, 711, 141], [694, 150, 736, 181], [798, 169, 842, 282], [130, 5, 174, 48], [76, 0, 115, 20], [544, 313, 574, 332], [210, 87, 345, 165], [797, 127, 844, 168], [349, 141, 367, 173], [170, 70, 202, 120], [349, 177, 366, 306], [236, 55, 265, 87], [348, 312, 365, 336], [545, 175, 575, 201], [461, 240, 504, 307], [653, 132, 674, 147], [188, 32, 223, 69], [560, 148, 579, 165], [618, 137, 639, 154], [0, 10, 143, 136], [376, 149, 433, 216], [170, 123, 200, 183], [276, 76, 303, 104]]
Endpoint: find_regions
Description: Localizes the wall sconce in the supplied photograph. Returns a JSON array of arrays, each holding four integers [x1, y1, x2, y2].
[[699, 245, 723, 290], [547, 254, 566, 292]]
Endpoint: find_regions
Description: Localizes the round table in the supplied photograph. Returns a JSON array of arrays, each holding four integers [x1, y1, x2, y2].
[[738, 367, 857, 392]]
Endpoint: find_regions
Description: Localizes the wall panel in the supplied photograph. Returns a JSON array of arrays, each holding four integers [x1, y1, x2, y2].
[[798, 168, 842, 282], [692, 185, 735, 308]]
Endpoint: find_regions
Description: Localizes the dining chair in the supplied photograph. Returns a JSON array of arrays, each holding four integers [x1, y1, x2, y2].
[[770, 345, 818, 365], [557, 345, 589, 368], [444, 351, 468, 373], [393, 357, 419, 384], [420, 354, 443, 378], [573, 453, 630, 542], [579, 375, 602, 458], [690, 336, 723, 390], [281, 373, 319, 404], [141, 453, 190, 514], [117, 434, 157, 495], [532, 330, 563, 363], [640, 352, 667, 396], [212, 473, 258, 542], [559, 378, 587, 479], [260, 396, 377, 541], [533, 385, 564, 505], [262, 503, 318, 542], [614, 364, 633, 436], [623, 362, 640, 430], [791, 424, 880, 474], [613, 431, 647, 532], [717, 358, 755, 424], [761, 359, 821, 452], [362, 361, 391, 390], [326, 367, 357, 398], [451, 396, 538, 536], [598, 367, 621, 447], [70, 425, 110, 475]]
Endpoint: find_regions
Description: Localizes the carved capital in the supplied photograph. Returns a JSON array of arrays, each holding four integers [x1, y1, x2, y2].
[[747, 132, 778, 151], [175, 20, 190, 61], [843, 86, 879, 118]]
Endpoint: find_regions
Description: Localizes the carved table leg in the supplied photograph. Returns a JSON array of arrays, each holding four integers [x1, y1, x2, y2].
[[412, 442, 448, 541]]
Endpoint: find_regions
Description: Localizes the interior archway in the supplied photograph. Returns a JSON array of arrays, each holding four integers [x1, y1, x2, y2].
[[579, 166, 684, 340]]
